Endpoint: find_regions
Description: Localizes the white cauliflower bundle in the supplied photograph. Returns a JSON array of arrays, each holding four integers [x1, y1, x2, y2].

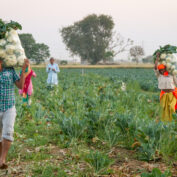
[[153, 45, 177, 75], [158, 53, 177, 75], [0, 28, 26, 67]]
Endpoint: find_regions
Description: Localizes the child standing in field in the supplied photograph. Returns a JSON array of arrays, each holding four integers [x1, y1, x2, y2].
[[46, 57, 60, 87], [19, 64, 36, 105], [0, 59, 29, 169], [155, 53, 177, 121]]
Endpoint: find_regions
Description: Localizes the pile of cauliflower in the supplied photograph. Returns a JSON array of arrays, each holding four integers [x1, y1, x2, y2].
[[158, 53, 177, 75], [153, 45, 177, 75], [0, 20, 25, 67]]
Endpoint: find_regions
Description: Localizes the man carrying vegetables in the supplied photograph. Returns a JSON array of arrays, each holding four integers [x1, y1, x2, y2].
[[154, 52, 177, 122], [0, 59, 29, 169]]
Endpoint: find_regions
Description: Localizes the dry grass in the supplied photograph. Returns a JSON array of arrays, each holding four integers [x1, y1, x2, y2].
[[32, 63, 154, 69]]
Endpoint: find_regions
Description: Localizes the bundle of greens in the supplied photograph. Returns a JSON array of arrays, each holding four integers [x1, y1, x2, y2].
[[0, 19, 25, 67], [153, 45, 177, 75]]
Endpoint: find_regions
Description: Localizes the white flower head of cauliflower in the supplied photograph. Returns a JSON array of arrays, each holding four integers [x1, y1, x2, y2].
[[1, 28, 25, 67], [17, 55, 25, 66], [4, 55, 17, 67], [160, 53, 167, 59], [5, 45, 16, 55], [0, 49, 6, 58], [0, 39, 6, 47], [172, 70, 177, 75]]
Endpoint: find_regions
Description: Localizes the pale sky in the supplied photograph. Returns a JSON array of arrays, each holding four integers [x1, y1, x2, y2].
[[1, 0, 177, 61]]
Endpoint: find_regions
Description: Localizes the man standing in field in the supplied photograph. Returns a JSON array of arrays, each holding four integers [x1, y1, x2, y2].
[[0, 59, 29, 169], [46, 57, 60, 88]]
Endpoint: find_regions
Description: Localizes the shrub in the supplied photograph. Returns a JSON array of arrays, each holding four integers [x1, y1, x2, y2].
[[60, 60, 68, 65]]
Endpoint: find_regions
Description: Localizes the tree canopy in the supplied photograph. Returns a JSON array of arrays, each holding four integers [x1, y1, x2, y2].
[[61, 14, 116, 64], [129, 45, 144, 63], [19, 33, 50, 64]]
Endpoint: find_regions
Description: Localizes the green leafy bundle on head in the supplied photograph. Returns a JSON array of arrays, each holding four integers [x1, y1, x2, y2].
[[0, 19, 22, 39], [153, 45, 177, 75], [153, 44, 177, 63]]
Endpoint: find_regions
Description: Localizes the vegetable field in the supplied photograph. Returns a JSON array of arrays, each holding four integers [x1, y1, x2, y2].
[[3, 68, 177, 176]]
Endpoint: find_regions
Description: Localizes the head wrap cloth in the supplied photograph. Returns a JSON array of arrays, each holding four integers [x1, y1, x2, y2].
[[158, 64, 166, 70]]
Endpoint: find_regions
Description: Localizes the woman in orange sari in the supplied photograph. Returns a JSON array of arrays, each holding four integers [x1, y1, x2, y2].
[[155, 53, 177, 121]]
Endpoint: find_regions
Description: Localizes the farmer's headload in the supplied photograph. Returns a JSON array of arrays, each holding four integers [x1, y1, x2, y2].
[[153, 45, 177, 75], [0, 19, 26, 67]]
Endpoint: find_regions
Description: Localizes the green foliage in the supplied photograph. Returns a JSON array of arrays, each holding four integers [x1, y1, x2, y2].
[[83, 150, 114, 174], [61, 14, 114, 64], [19, 33, 50, 63], [32, 164, 68, 177], [0, 19, 22, 39], [32, 43, 50, 64], [103, 51, 114, 63], [99, 125, 121, 148], [58, 115, 87, 140], [153, 44, 177, 63], [142, 55, 153, 63], [60, 60, 68, 65], [141, 168, 172, 177], [11, 68, 176, 176], [136, 122, 166, 161], [19, 34, 35, 58]]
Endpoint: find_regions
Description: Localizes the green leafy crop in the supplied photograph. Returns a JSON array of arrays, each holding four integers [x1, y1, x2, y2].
[[153, 45, 177, 63], [0, 19, 22, 39]]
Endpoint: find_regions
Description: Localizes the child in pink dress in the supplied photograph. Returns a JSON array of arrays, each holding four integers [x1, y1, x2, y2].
[[19, 67, 36, 105]]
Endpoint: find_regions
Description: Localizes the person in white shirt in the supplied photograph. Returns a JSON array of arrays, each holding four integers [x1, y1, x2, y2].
[[46, 58, 60, 87], [154, 53, 177, 121]]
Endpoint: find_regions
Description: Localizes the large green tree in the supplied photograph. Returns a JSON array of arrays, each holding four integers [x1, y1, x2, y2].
[[19, 33, 50, 64], [19, 34, 35, 58], [61, 14, 115, 64]]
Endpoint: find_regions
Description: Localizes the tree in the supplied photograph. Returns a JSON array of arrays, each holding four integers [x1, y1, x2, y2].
[[60, 60, 68, 65], [19, 33, 50, 64], [31, 43, 50, 64], [129, 45, 144, 64], [110, 32, 133, 56], [61, 14, 115, 64], [103, 51, 114, 63], [142, 55, 153, 63], [19, 34, 35, 59]]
